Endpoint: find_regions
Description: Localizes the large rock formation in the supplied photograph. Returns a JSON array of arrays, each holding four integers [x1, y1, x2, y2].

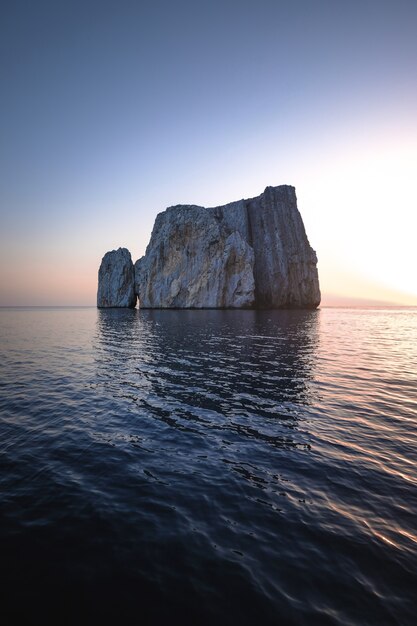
[[97, 185, 321, 309], [134, 185, 320, 309], [97, 248, 136, 308], [134, 204, 256, 308]]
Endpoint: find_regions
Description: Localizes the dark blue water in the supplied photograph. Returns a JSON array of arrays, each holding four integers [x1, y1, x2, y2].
[[1, 307, 416, 625]]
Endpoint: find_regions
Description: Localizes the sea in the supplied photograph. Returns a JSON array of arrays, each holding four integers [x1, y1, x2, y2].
[[0, 306, 416, 625]]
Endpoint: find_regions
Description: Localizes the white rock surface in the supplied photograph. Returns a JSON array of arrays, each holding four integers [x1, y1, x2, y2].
[[97, 248, 136, 308], [134, 185, 320, 309], [135, 205, 255, 308]]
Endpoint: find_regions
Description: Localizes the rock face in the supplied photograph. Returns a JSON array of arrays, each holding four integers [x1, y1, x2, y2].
[[134, 185, 320, 309], [97, 185, 321, 309], [97, 248, 136, 308], [134, 204, 256, 308]]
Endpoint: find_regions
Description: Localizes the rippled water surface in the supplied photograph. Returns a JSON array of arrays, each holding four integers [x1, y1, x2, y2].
[[1, 307, 416, 625]]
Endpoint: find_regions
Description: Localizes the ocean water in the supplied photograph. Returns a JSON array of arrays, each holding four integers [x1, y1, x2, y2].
[[0, 306, 416, 625]]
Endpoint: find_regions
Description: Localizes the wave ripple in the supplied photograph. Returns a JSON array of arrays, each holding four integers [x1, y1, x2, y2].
[[1, 307, 416, 625]]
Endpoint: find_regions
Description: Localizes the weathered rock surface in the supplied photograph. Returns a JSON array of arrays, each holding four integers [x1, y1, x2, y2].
[[246, 185, 320, 308], [134, 185, 320, 309], [97, 248, 136, 308], [134, 205, 255, 308]]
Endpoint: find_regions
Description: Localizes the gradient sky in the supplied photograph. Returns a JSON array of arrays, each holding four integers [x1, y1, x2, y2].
[[1, 0, 416, 305]]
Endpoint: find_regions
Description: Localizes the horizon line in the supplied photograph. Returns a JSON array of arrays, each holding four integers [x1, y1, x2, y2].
[[1, 304, 416, 310]]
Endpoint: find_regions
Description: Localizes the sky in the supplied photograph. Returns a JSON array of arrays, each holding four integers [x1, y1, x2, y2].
[[1, 0, 416, 306]]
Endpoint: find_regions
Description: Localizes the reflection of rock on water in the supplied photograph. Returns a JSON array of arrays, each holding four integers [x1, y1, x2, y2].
[[95, 308, 320, 446]]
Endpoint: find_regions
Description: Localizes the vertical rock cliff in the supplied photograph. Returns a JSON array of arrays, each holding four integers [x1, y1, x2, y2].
[[134, 185, 320, 309], [97, 185, 321, 309], [246, 186, 320, 308], [97, 248, 136, 308], [134, 204, 255, 308]]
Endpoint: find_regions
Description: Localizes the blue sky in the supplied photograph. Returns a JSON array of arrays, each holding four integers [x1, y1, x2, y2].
[[1, 0, 416, 304]]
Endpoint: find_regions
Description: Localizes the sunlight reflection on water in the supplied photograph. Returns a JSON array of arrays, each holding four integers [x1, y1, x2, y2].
[[0, 306, 416, 624]]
